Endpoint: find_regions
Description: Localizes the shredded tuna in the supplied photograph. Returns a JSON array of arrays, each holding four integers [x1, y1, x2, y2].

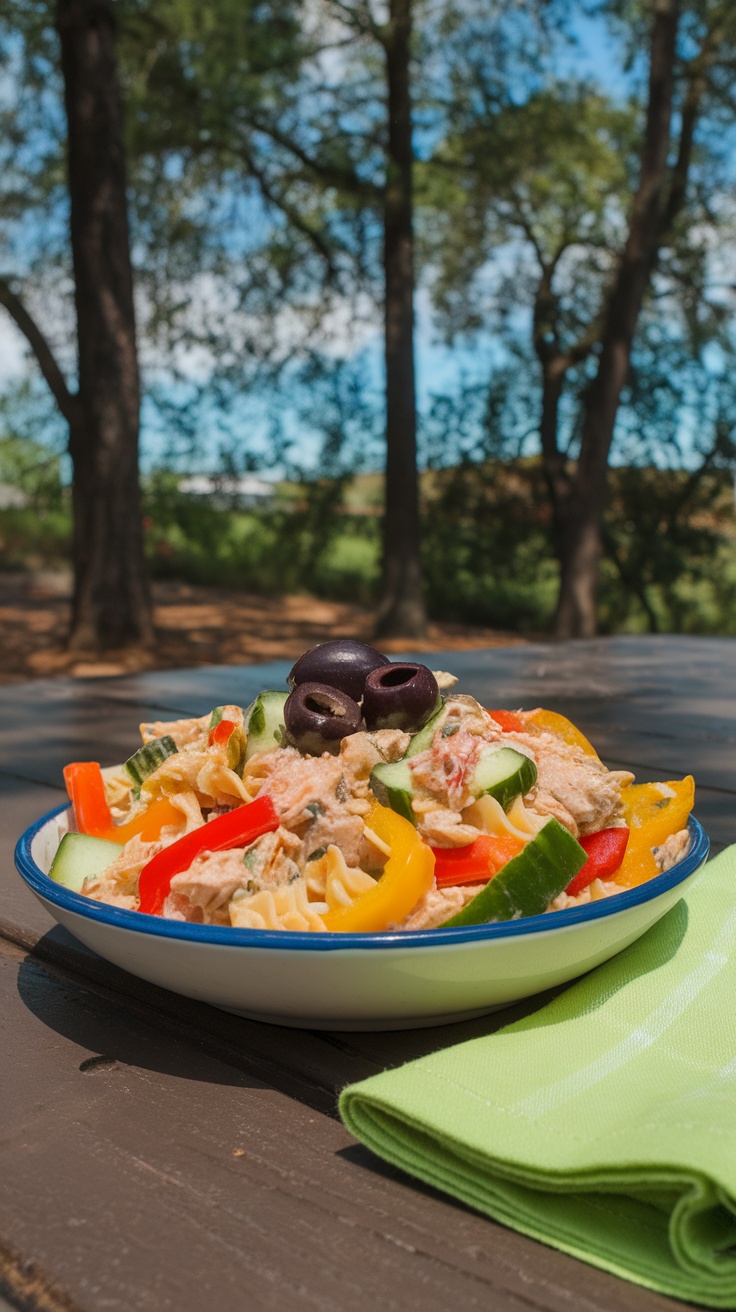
[[415, 808, 482, 848], [140, 713, 211, 750], [78, 675, 695, 934], [397, 884, 478, 930], [653, 828, 691, 873], [504, 729, 626, 838]]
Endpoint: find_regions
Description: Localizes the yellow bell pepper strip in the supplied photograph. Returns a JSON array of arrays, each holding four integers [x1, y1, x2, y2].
[[614, 776, 695, 888], [523, 708, 599, 758], [64, 761, 184, 845], [138, 794, 280, 916], [320, 802, 435, 932]]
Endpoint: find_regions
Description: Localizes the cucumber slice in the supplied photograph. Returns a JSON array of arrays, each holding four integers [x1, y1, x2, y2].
[[472, 746, 537, 810], [405, 701, 445, 758], [48, 832, 123, 894], [245, 690, 288, 761], [370, 760, 416, 824], [442, 818, 586, 926], [371, 744, 537, 825], [124, 736, 178, 790]]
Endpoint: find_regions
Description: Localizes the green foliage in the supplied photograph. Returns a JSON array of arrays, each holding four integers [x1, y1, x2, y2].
[[419, 459, 556, 631], [599, 465, 736, 634], [0, 434, 62, 505], [0, 427, 69, 570], [141, 473, 380, 602], [1, 457, 734, 637]]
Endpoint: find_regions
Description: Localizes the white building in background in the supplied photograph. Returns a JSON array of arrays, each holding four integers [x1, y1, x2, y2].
[[178, 474, 275, 510]]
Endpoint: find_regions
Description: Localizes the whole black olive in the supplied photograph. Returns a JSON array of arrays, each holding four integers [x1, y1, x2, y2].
[[287, 639, 388, 703], [362, 663, 440, 732], [284, 681, 362, 754]]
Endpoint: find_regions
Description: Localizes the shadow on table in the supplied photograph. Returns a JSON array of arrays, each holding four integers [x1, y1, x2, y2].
[[14, 926, 287, 1090], [11, 899, 690, 1103]]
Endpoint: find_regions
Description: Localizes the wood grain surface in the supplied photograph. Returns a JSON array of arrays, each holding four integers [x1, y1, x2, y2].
[[1, 637, 734, 1311]]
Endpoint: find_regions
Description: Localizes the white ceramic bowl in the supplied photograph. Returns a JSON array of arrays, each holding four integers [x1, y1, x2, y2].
[[15, 805, 709, 1030]]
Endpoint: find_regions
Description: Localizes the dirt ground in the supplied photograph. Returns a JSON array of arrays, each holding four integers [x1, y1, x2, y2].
[[0, 571, 528, 684]]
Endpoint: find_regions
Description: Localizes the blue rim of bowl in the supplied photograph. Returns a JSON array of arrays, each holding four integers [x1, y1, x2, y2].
[[15, 803, 709, 951]]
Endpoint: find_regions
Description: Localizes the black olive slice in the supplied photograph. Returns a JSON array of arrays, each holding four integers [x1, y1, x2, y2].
[[287, 640, 388, 702], [284, 681, 362, 755], [362, 663, 440, 732]]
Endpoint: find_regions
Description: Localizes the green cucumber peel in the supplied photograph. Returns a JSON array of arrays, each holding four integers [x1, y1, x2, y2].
[[124, 736, 178, 790], [442, 818, 587, 926], [405, 699, 445, 758], [472, 746, 537, 808], [48, 832, 124, 894], [369, 760, 417, 824], [245, 691, 288, 761]]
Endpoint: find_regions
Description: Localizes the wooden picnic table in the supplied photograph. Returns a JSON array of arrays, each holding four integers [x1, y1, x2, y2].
[[1, 635, 734, 1312]]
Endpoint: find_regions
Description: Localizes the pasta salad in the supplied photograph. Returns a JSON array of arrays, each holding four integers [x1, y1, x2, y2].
[[51, 641, 695, 932]]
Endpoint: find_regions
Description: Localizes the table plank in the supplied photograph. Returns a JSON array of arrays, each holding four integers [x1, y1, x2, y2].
[[3, 636, 734, 790], [0, 936, 688, 1312]]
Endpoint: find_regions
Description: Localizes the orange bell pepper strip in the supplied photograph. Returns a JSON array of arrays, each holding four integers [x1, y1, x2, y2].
[[63, 762, 114, 838], [64, 761, 184, 844], [110, 797, 184, 845], [432, 833, 525, 887], [614, 777, 695, 888], [320, 802, 434, 932], [523, 708, 599, 758]]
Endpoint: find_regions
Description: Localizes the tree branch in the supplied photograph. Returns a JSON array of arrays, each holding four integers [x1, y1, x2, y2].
[[327, 0, 386, 46], [240, 151, 339, 277], [0, 279, 80, 427], [658, 31, 720, 241], [246, 116, 382, 202]]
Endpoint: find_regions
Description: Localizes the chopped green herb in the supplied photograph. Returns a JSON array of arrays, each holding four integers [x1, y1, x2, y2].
[[306, 800, 326, 818], [307, 847, 327, 862], [242, 846, 260, 871], [441, 723, 460, 738]]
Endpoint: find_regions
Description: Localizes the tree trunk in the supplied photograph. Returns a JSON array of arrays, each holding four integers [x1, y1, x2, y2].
[[375, 0, 426, 639], [57, 0, 153, 650], [553, 0, 680, 638]]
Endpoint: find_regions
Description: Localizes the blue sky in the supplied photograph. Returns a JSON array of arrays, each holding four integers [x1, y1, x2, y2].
[[1, 5, 727, 480]]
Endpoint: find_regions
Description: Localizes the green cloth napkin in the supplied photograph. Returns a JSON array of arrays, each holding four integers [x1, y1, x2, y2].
[[340, 847, 736, 1307]]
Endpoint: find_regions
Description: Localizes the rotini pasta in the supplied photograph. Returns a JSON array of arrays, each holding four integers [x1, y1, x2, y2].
[[229, 880, 329, 931], [69, 650, 694, 935]]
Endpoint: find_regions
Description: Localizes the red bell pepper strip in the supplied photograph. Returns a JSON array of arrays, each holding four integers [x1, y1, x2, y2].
[[209, 718, 235, 747], [63, 762, 114, 838], [137, 794, 280, 916], [432, 833, 525, 888], [565, 826, 629, 897], [488, 710, 524, 733]]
